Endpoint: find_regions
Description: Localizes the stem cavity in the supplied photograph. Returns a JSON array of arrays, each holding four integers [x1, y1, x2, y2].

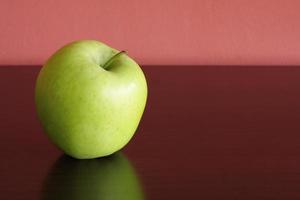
[[102, 51, 126, 69]]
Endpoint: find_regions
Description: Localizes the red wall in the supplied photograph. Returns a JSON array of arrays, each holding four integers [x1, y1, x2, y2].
[[1, 0, 300, 65]]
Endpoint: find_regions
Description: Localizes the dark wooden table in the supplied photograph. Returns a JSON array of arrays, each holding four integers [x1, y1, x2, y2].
[[1, 66, 300, 199]]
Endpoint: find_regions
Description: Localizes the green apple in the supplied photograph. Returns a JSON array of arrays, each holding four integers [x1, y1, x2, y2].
[[42, 153, 144, 200], [35, 40, 147, 159]]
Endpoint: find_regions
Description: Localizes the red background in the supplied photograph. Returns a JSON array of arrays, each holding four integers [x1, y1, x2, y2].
[[1, 0, 300, 65]]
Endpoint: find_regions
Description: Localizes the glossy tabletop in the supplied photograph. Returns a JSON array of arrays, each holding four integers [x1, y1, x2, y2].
[[1, 66, 300, 199]]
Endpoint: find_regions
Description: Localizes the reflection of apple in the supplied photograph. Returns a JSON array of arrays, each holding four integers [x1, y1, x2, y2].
[[42, 153, 144, 200], [35, 40, 147, 159]]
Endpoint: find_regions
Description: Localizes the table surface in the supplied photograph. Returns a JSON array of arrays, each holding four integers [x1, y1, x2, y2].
[[1, 66, 300, 199]]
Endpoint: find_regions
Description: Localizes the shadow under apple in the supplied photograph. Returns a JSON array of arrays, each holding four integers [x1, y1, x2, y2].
[[41, 152, 145, 200]]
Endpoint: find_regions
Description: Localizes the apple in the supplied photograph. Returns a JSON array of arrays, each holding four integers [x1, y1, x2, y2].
[[42, 153, 144, 200], [35, 40, 147, 159]]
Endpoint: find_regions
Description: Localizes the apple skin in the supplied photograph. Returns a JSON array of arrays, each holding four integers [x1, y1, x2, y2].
[[42, 153, 144, 200], [35, 40, 147, 159]]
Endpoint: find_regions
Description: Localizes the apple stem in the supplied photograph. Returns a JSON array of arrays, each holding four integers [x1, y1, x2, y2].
[[102, 50, 127, 69]]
